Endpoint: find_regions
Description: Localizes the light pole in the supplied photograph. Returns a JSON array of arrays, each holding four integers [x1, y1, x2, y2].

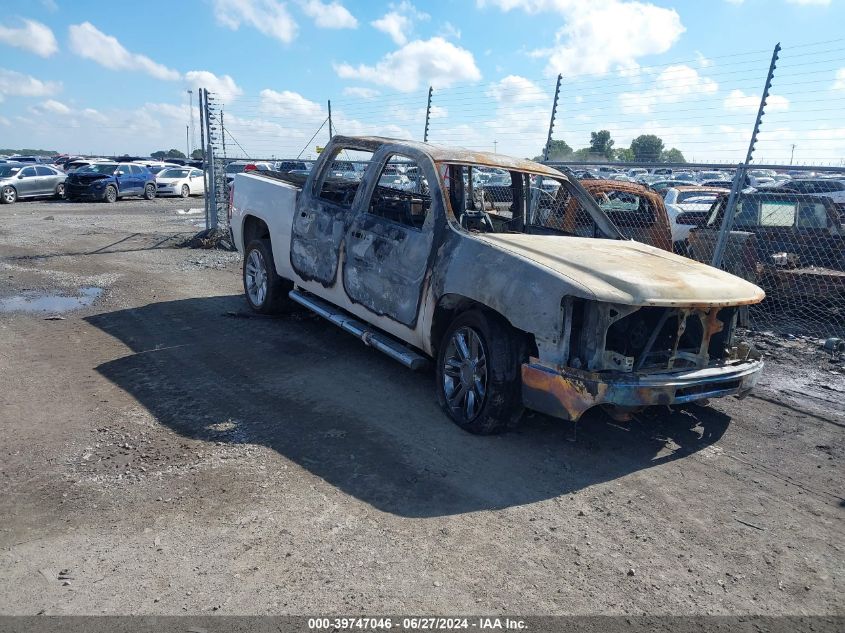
[[186, 125, 190, 159], [790, 143, 796, 165], [493, 140, 497, 153]]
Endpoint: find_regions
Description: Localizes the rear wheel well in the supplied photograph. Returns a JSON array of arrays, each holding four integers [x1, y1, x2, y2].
[[243, 215, 270, 246], [431, 294, 537, 356]]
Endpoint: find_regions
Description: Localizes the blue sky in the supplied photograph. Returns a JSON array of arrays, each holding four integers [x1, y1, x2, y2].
[[1, 0, 843, 163]]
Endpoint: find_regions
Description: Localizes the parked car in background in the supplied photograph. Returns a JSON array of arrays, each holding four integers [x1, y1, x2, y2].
[[689, 192, 844, 302], [0, 163, 67, 204], [225, 161, 274, 184], [9, 155, 40, 164], [275, 160, 310, 173], [663, 186, 730, 254], [700, 179, 734, 189], [65, 162, 156, 202], [133, 160, 180, 175], [648, 179, 694, 196], [774, 178, 845, 219], [155, 167, 206, 197]]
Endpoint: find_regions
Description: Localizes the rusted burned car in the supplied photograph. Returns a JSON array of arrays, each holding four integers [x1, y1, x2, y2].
[[229, 136, 765, 434], [689, 191, 845, 304], [578, 179, 672, 252]]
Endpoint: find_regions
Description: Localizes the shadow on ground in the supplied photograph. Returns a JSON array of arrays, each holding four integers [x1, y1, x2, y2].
[[86, 295, 731, 518]]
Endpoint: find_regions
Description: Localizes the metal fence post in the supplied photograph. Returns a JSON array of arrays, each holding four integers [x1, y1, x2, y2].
[[199, 88, 209, 230], [423, 86, 433, 142], [711, 43, 781, 268], [542, 74, 562, 162], [328, 100, 333, 139]]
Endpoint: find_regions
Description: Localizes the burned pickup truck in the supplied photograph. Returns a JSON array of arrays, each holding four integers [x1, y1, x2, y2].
[[229, 136, 765, 434]]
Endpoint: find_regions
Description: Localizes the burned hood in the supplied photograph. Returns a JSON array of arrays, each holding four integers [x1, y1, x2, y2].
[[475, 233, 765, 307], [68, 173, 111, 183]]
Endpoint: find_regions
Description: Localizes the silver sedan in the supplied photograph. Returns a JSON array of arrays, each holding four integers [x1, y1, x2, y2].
[[0, 163, 67, 204]]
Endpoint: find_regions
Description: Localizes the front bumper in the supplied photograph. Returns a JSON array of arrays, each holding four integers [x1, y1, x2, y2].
[[522, 358, 763, 421], [66, 184, 107, 200]]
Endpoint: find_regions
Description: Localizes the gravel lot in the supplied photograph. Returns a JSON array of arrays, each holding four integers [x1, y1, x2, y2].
[[0, 197, 843, 616]]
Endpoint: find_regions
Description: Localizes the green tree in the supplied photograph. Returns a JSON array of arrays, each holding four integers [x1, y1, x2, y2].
[[630, 134, 665, 162], [191, 149, 204, 160], [151, 149, 187, 160], [533, 139, 573, 161], [614, 147, 634, 162], [661, 147, 686, 163], [589, 130, 614, 159]]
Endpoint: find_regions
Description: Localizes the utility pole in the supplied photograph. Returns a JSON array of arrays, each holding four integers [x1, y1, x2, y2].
[[790, 143, 796, 165], [423, 86, 433, 142], [327, 100, 333, 138], [542, 74, 562, 162], [493, 140, 497, 153], [221, 108, 226, 157]]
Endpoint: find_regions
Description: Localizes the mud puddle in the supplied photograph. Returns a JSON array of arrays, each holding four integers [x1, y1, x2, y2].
[[0, 287, 103, 314]]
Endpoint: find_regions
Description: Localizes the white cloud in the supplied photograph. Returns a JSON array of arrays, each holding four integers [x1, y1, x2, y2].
[[486, 75, 547, 104], [0, 68, 61, 102], [723, 88, 789, 113], [0, 18, 58, 58], [335, 37, 481, 92], [342, 86, 381, 99], [695, 51, 712, 68], [68, 22, 180, 81], [213, 0, 298, 43], [299, 0, 357, 28], [184, 70, 243, 102], [441, 21, 462, 40], [833, 68, 845, 91], [371, 1, 429, 45], [39, 99, 70, 114], [618, 64, 717, 114], [259, 89, 323, 120], [484, 0, 684, 77]]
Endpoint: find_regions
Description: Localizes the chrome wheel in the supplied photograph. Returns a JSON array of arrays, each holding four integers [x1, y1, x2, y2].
[[105, 186, 117, 203], [2, 186, 16, 204], [56, 183, 66, 199], [245, 248, 268, 307], [180, 184, 189, 198], [442, 326, 488, 421]]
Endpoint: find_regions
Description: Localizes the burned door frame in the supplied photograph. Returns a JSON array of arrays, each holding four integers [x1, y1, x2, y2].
[[341, 146, 440, 328], [289, 144, 373, 286]]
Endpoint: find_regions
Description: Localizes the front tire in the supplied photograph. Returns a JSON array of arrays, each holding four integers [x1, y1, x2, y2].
[[435, 310, 527, 435], [144, 183, 156, 200], [180, 184, 190, 198], [243, 239, 292, 314], [55, 183, 66, 199], [104, 185, 117, 203], [1, 186, 17, 204]]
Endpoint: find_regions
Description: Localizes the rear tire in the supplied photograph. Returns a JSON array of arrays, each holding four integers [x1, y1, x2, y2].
[[243, 239, 292, 314], [104, 185, 117, 203], [144, 183, 156, 200], [435, 310, 527, 434], [180, 184, 189, 198]]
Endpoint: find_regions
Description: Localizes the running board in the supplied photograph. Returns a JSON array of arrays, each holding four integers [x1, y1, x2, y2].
[[289, 290, 428, 371]]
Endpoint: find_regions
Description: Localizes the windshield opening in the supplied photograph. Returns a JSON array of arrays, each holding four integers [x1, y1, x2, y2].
[[77, 164, 118, 175], [160, 168, 190, 178], [440, 163, 620, 239]]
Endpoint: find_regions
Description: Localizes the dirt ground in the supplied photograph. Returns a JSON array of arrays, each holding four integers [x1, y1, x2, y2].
[[0, 196, 842, 616]]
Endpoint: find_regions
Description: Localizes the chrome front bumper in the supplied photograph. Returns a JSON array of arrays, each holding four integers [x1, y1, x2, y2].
[[521, 358, 764, 422]]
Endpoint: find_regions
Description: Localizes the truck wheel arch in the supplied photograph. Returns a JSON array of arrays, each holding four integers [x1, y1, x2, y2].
[[242, 215, 271, 248], [430, 293, 536, 357]]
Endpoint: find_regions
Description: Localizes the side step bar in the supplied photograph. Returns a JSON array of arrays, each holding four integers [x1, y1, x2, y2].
[[289, 289, 428, 371]]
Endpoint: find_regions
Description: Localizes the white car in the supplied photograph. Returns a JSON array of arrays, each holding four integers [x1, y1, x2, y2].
[[155, 167, 206, 198], [664, 186, 730, 249]]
